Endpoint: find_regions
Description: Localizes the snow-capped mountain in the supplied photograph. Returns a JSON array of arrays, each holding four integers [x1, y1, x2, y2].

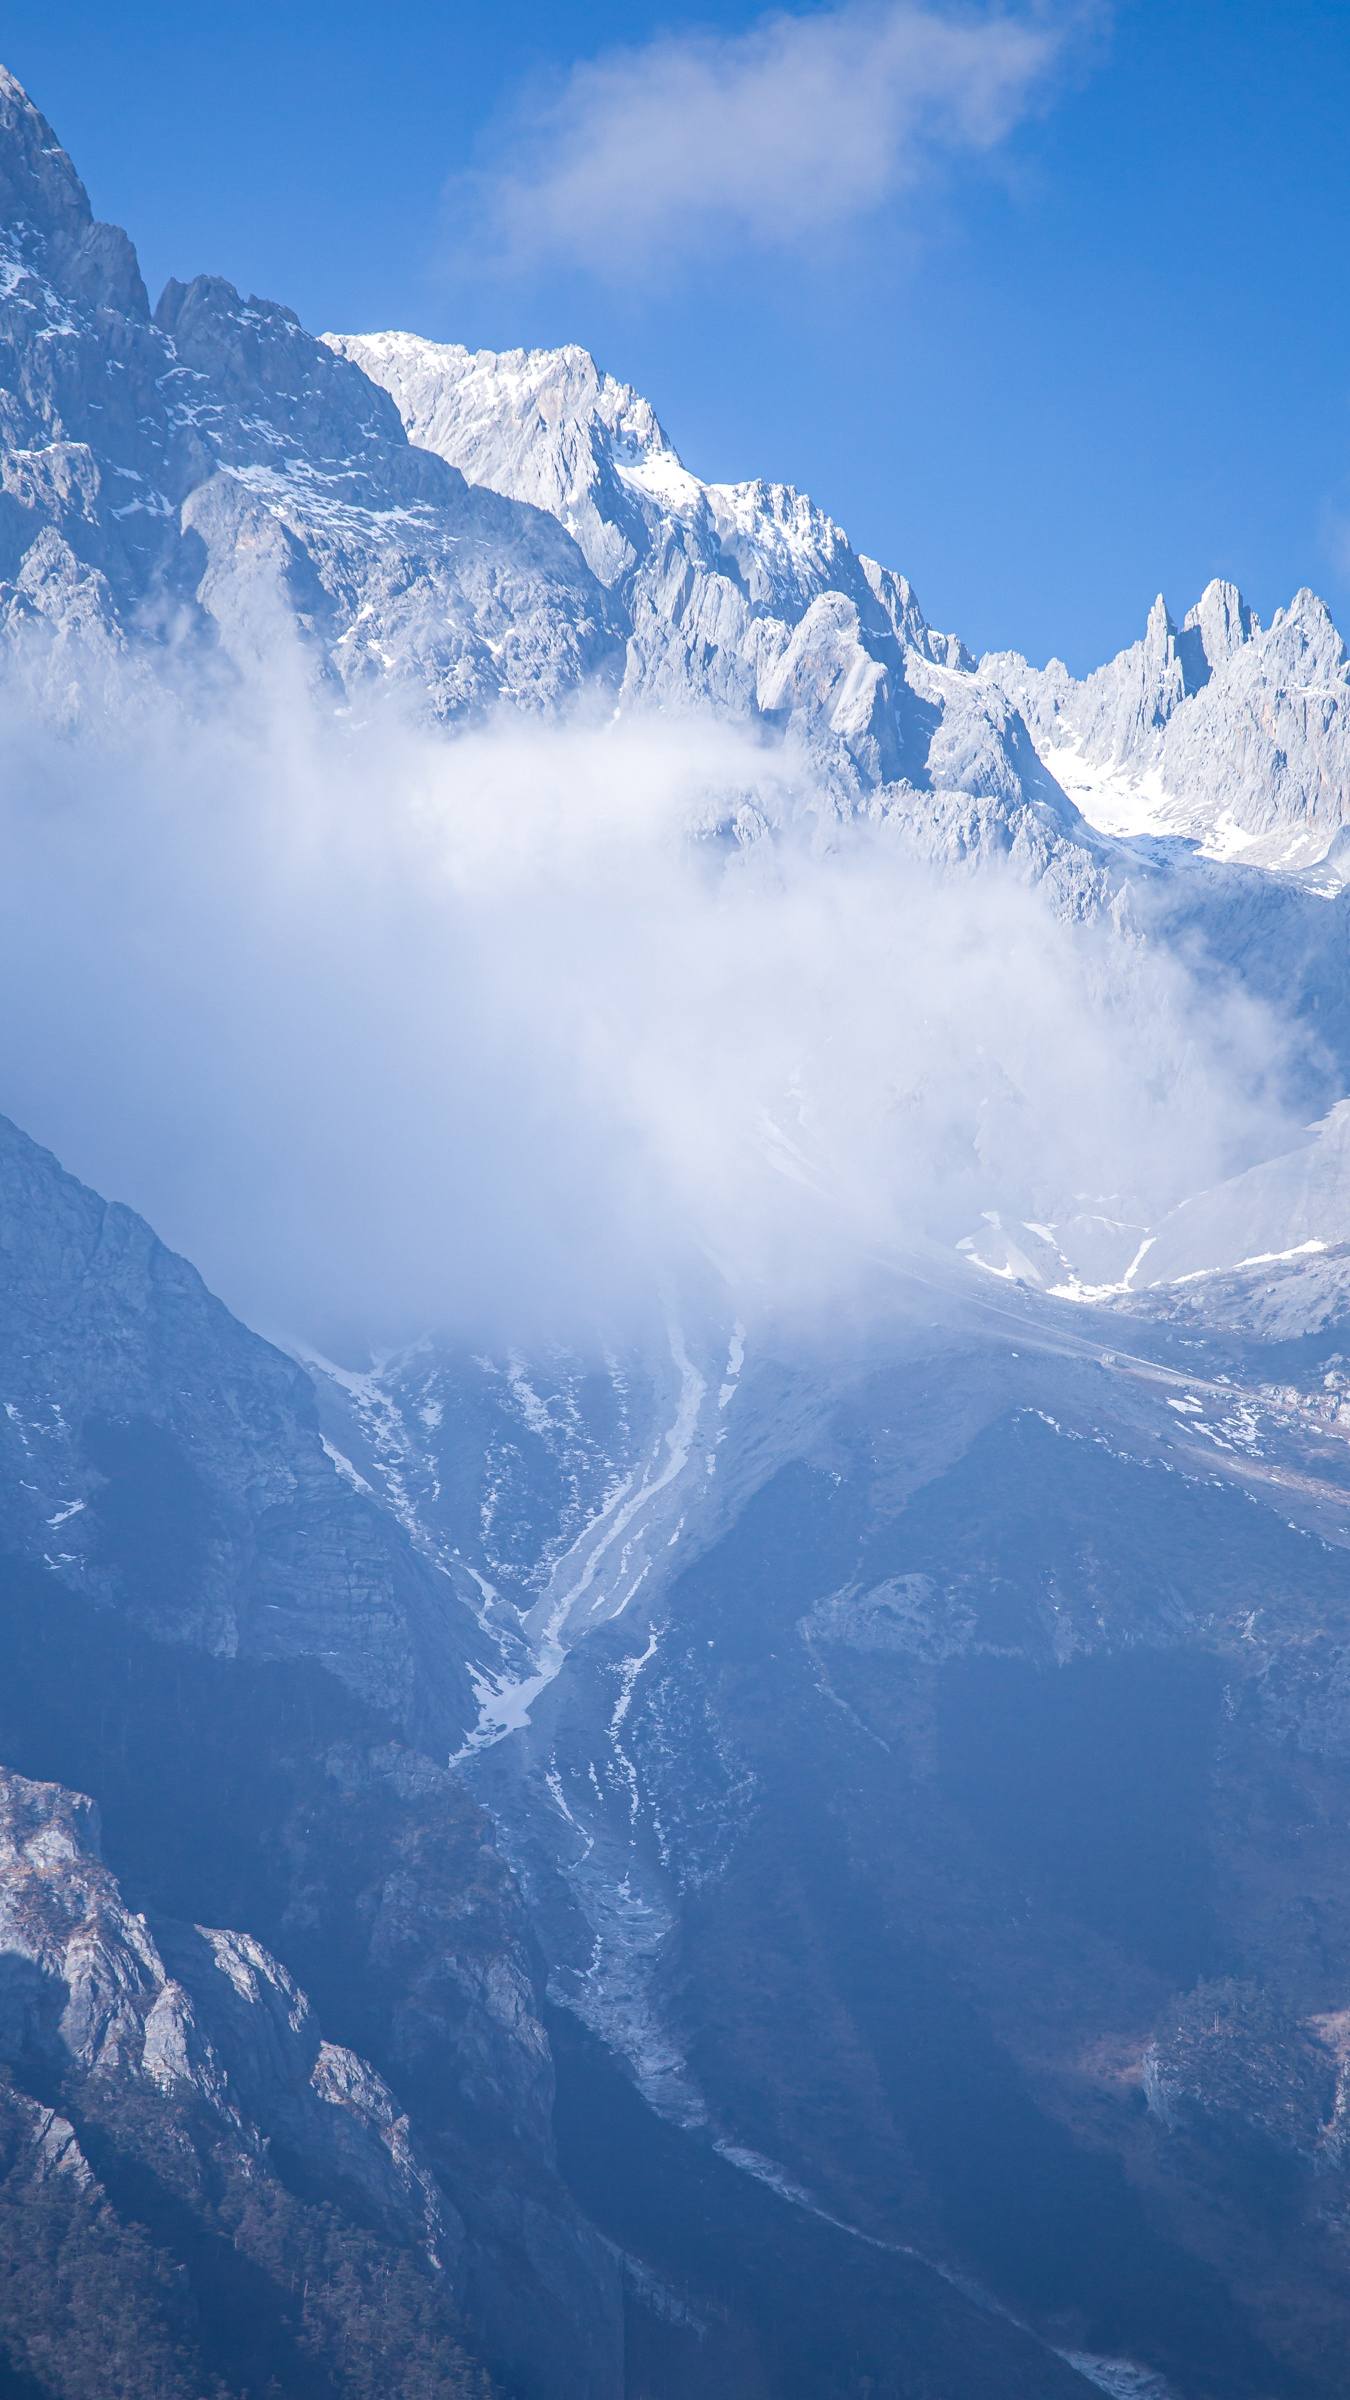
[[326, 327, 1350, 1113], [11, 53, 1350, 2400], [328, 328, 1091, 846], [1140, 1097, 1350, 1291], [332, 328, 1350, 908], [5, 41, 1348, 895], [983, 581, 1350, 871], [0, 67, 617, 713], [325, 331, 968, 658], [952, 1096, 1350, 1327]]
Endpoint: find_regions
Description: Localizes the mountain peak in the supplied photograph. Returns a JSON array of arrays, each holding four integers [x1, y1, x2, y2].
[[0, 64, 87, 231], [0, 61, 147, 317], [1283, 585, 1338, 629], [329, 327, 681, 585], [1183, 576, 1255, 638], [1178, 576, 1257, 684]]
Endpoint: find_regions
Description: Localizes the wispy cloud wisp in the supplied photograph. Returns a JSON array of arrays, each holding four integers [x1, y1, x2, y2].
[[458, 0, 1091, 279]]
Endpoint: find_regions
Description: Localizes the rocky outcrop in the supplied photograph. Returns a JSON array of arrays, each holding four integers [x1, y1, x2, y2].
[[0, 69, 618, 713], [1143, 1979, 1339, 2161], [0, 1765, 506, 2397], [0, 1766, 449, 2250], [984, 578, 1350, 869]]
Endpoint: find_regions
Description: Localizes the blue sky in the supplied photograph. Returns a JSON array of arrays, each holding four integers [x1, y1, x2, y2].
[[8, 1, 1349, 670]]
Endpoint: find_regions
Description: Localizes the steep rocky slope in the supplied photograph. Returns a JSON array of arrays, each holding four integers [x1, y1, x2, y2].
[[307, 1274, 1350, 2400], [0, 1766, 492, 2398], [333, 328, 1350, 894], [0, 1115, 621, 2398], [0, 1112, 485, 1740]]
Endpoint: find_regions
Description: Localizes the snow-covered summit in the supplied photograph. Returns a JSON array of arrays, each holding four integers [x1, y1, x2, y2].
[[0, 60, 146, 318], [3, 57, 1349, 937], [0, 65, 619, 712], [327, 327, 1029, 813], [330, 328, 971, 658], [0, 62, 1070, 860], [983, 577, 1350, 871], [324, 332, 683, 587]]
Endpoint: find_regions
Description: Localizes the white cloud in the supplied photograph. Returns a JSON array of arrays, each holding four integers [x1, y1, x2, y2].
[[0, 637, 1291, 1356], [460, 1, 1091, 278]]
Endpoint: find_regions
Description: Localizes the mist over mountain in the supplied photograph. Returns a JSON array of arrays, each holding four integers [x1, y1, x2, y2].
[[5, 55, 1350, 2400]]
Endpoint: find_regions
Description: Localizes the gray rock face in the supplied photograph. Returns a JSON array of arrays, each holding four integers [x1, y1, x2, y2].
[[0, 1110, 486, 1740], [987, 584, 1257, 767], [1143, 1978, 1339, 2163], [0, 1764, 449, 2254], [1158, 591, 1350, 861], [0, 1758, 531, 2396], [325, 333, 958, 642], [0, 67, 145, 318]]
